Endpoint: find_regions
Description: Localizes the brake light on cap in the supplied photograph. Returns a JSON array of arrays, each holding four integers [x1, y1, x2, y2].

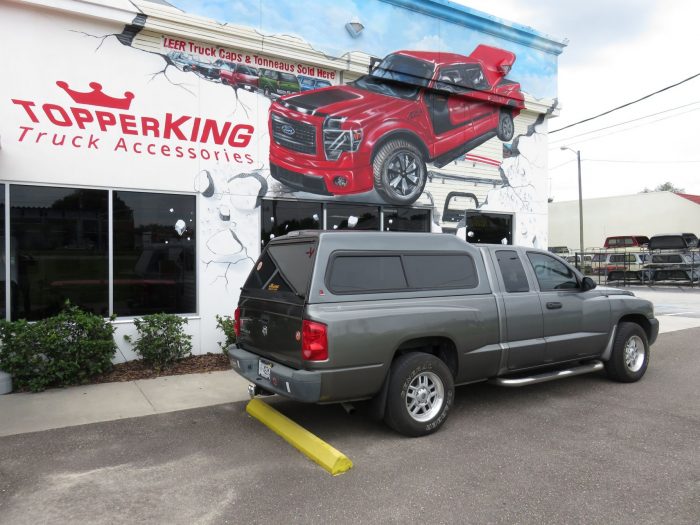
[[234, 307, 241, 338], [301, 320, 328, 361]]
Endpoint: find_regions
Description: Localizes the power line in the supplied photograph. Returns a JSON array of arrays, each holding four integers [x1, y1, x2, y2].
[[550, 71, 700, 134], [586, 159, 700, 164], [548, 107, 700, 149], [550, 158, 700, 170], [549, 100, 700, 144]]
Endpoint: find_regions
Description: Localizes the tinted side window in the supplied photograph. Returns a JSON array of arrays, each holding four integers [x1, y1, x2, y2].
[[383, 208, 431, 232], [326, 203, 379, 231], [10, 186, 109, 320], [496, 250, 529, 293], [403, 254, 478, 289], [113, 191, 196, 316], [328, 256, 407, 293], [261, 199, 322, 246], [527, 252, 579, 291]]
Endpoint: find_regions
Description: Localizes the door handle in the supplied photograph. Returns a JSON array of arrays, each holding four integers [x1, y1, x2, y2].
[[546, 302, 562, 310]]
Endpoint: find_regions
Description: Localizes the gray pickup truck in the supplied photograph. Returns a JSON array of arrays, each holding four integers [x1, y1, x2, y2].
[[229, 231, 658, 436]]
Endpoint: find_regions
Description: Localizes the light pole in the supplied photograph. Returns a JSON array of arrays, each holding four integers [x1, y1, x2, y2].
[[560, 146, 584, 269]]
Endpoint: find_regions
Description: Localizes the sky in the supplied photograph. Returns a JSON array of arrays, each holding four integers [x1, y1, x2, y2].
[[173, 0, 700, 202], [460, 0, 700, 202]]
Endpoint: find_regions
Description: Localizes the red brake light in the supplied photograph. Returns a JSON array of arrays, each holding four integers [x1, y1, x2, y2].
[[301, 320, 328, 361], [234, 307, 241, 338]]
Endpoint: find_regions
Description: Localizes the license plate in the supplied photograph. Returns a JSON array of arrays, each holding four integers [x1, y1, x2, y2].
[[258, 359, 272, 380]]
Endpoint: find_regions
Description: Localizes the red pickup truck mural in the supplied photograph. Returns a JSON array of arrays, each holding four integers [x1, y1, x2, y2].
[[268, 45, 524, 205]]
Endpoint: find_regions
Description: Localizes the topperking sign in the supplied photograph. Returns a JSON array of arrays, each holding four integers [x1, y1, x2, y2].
[[10, 80, 256, 165]]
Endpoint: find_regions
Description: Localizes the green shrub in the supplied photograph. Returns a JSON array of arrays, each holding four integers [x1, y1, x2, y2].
[[0, 303, 117, 392], [215, 314, 237, 354], [125, 313, 192, 371]]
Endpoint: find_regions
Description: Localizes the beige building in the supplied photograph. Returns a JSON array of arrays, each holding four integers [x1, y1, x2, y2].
[[548, 191, 700, 250]]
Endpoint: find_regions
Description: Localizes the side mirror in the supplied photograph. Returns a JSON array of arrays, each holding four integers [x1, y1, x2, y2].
[[581, 276, 597, 291]]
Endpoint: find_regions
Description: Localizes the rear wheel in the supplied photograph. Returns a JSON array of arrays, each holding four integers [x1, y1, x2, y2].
[[605, 322, 649, 382], [372, 139, 427, 205], [384, 353, 454, 437], [496, 110, 515, 141]]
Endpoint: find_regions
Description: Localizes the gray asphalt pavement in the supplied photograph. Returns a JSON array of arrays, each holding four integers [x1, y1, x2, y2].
[[1, 328, 699, 525]]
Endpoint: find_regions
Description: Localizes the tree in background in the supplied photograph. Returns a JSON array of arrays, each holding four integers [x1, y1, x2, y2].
[[641, 182, 685, 193]]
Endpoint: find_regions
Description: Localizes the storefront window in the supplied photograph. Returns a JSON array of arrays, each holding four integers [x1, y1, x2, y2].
[[326, 203, 380, 230], [0, 185, 5, 319], [10, 186, 109, 320], [113, 191, 196, 316], [261, 200, 322, 246], [382, 208, 431, 232]]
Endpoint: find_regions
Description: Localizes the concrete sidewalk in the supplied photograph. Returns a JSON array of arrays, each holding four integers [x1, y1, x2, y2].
[[0, 370, 250, 437]]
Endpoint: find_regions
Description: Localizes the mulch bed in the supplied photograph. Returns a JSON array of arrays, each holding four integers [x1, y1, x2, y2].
[[92, 353, 231, 383]]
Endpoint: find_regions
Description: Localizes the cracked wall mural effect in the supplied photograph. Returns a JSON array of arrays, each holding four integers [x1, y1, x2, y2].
[[1, 1, 557, 353]]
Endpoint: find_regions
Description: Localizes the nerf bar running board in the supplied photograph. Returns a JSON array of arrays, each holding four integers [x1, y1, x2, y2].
[[490, 360, 604, 387]]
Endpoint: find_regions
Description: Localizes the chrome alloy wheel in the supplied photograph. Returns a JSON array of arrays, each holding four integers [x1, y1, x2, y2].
[[405, 371, 445, 422], [623, 335, 645, 372], [387, 151, 421, 197]]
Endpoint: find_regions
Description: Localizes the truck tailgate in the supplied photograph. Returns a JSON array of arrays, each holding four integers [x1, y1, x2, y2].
[[237, 237, 317, 369], [238, 296, 304, 369]]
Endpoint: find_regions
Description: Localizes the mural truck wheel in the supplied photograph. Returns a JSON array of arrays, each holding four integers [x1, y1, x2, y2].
[[373, 139, 427, 205], [496, 110, 515, 141]]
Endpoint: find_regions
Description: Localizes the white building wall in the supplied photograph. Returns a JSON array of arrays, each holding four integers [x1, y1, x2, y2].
[[548, 192, 700, 250]]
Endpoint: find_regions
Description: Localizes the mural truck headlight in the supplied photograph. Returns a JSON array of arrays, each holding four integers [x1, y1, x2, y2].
[[323, 116, 363, 161]]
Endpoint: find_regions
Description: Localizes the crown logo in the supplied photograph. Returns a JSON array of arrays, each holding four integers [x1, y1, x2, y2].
[[56, 81, 135, 110]]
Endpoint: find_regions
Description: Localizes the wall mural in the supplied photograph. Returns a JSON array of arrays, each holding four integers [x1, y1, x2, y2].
[[117, 14, 554, 269]]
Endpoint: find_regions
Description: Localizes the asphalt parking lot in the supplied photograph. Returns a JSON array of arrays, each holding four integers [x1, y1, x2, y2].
[[1, 327, 699, 525]]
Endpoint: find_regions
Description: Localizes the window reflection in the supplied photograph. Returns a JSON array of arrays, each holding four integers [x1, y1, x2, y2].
[[326, 203, 379, 231], [10, 186, 109, 320], [113, 191, 196, 316], [382, 208, 430, 232], [261, 200, 322, 246]]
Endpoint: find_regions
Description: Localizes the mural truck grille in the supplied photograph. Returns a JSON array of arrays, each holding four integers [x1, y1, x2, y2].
[[271, 113, 317, 154]]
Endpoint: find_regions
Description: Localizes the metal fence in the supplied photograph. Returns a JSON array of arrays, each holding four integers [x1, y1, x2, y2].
[[571, 248, 700, 288]]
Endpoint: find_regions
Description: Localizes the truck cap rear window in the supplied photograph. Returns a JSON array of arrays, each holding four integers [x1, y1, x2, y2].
[[243, 241, 317, 297]]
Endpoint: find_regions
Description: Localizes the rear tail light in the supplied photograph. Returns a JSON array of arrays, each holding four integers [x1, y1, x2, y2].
[[234, 307, 241, 338], [301, 320, 328, 361]]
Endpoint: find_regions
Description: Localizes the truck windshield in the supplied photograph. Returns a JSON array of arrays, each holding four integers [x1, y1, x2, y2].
[[353, 54, 434, 100]]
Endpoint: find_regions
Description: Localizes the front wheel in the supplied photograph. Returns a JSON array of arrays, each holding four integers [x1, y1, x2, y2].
[[384, 353, 454, 437], [605, 322, 649, 382], [496, 110, 515, 141], [372, 139, 427, 205]]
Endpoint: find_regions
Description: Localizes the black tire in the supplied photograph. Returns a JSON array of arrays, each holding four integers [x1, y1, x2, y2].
[[605, 322, 649, 382], [372, 139, 427, 205], [607, 271, 623, 282], [384, 353, 454, 437], [496, 110, 515, 141]]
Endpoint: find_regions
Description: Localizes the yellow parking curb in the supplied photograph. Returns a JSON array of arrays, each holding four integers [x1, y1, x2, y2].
[[246, 398, 353, 476]]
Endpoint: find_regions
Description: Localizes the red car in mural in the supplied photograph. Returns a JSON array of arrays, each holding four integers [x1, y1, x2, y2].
[[268, 45, 525, 205], [220, 63, 260, 91]]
